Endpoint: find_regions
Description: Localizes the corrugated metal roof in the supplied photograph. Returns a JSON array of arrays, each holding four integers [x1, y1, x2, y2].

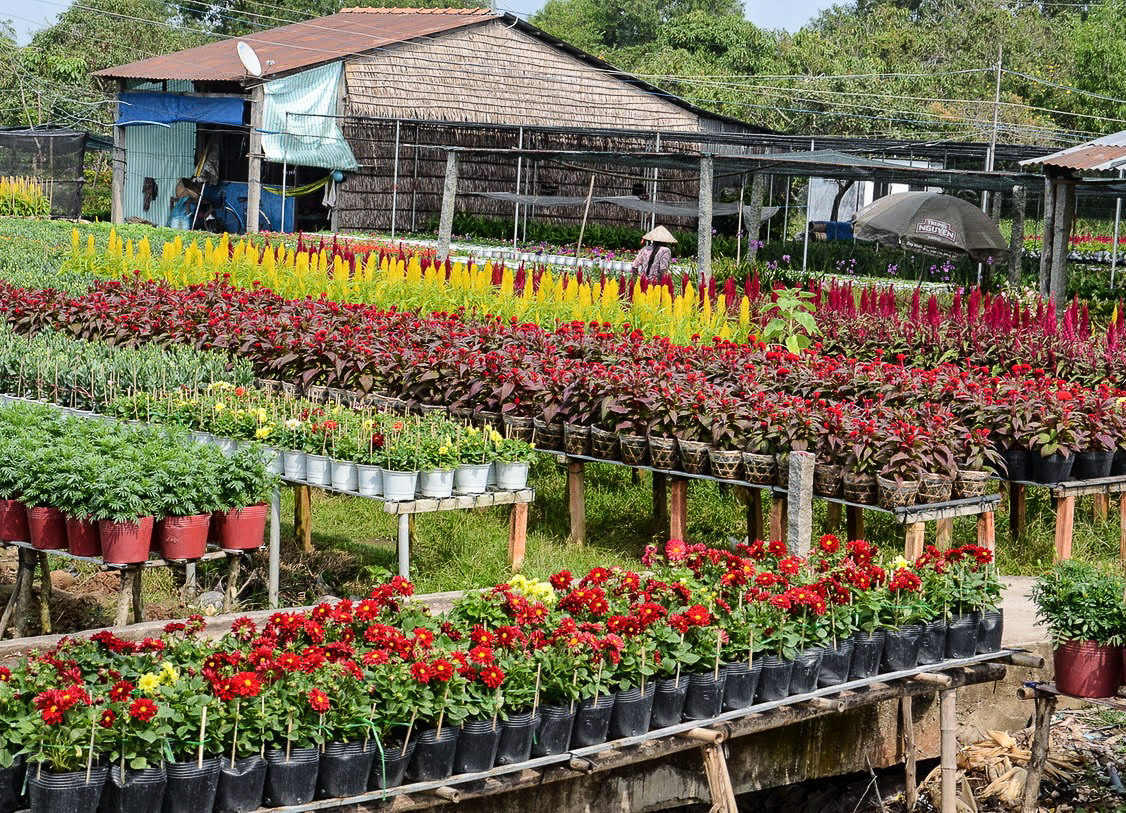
[[1021, 130, 1126, 172], [94, 8, 497, 82]]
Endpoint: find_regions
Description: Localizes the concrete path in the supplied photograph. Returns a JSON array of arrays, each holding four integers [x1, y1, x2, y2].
[[1001, 576, 1044, 646]]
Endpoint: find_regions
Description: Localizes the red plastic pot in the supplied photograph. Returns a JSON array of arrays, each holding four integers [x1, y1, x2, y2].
[[157, 514, 210, 560], [214, 504, 268, 551], [65, 517, 101, 557], [98, 517, 154, 565], [1054, 640, 1122, 698], [27, 506, 66, 550], [0, 499, 29, 542]]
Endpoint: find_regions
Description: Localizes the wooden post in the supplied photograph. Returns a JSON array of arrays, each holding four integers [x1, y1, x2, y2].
[[697, 155, 714, 283], [0, 550, 33, 638], [669, 477, 688, 541], [111, 80, 126, 225], [1054, 495, 1075, 560], [1021, 695, 1057, 813], [114, 569, 135, 628], [131, 565, 143, 623], [845, 505, 864, 541], [1039, 175, 1055, 299], [36, 552, 51, 635], [567, 461, 586, 546], [436, 151, 460, 263], [939, 689, 957, 813], [224, 555, 242, 613], [825, 502, 842, 533], [977, 511, 996, 553], [1008, 183, 1026, 287], [1009, 482, 1026, 543], [769, 494, 787, 542], [13, 549, 33, 638], [935, 518, 953, 551], [1120, 495, 1126, 564], [900, 695, 917, 812], [653, 472, 668, 523], [295, 485, 313, 554], [508, 502, 528, 571], [904, 522, 925, 560], [786, 451, 815, 556], [246, 83, 264, 234], [268, 487, 281, 609], [1094, 493, 1109, 522], [1050, 180, 1074, 310], [700, 743, 737, 813], [743, 487, 764, 542], [745, 173, 766, 263]]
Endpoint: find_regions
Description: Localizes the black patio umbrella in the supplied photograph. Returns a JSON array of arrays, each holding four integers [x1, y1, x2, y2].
[[852, 191, 1008, 263]]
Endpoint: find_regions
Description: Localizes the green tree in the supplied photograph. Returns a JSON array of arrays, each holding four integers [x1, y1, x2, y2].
[[532, 0, 745, 51]]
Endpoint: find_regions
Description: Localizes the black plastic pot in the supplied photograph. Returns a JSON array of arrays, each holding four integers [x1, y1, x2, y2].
[[0, 756, 24, 813], [263, 747, 319, 807], [976, 608, 1005, 654], [531, 705, 576, 757], [317, 741, 375, 800], [495, 711, 541, 766], [946, 614, 980, 659], [649, 676, 688, 730], [683, 668, 727, 720], [29, 765, 108, 813], [163, 758, 220, 813], [609, 685, 656, 739], [1112, 449, 1126, 477], [570, 695, 615, 748], [1034, 452, 1075, 485], [849, 630, 887, 680], [881, 625, 924, 673], [367, 740, 415, 791], [452, 720, 501, 775], [998, 447, 1030, 481], [1072, 450, 1114, 481], [754, 656, 794, 703], [99, 765, 166, 813], [818, 639, 854, 688], [917, 619, 949, 666], [407, 726, 460, 783], [788, 648, 824, 695], [723, 660, 763, 711], [214, 756, 266, 813]]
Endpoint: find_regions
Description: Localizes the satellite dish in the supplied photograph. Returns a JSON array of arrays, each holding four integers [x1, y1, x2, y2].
[[237, 42, 263, 77]]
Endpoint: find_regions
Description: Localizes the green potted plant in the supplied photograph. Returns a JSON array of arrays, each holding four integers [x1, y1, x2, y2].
[[1031, 560, 1124, 698], [1030, 407, 1082, 485], [99, 687, 173, 812], [88, 457, 155, 565], [454, 426, 491, 496], [211, 446, 276, 551], [16, 446, 69, 551], [0, 435, 30, 543], [382, 424, 420, 502], [417, 431, 458, 499], [491, 436, 534, 491], [152, 442, 222, 561], [954, 428, 1001, 498]]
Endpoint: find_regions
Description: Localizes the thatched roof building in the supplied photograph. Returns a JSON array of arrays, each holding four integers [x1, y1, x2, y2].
[[97, 8, 766, 233]]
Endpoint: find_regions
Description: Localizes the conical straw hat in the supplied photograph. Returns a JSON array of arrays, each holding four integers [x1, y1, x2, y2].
[[642, 225, 677, 244]]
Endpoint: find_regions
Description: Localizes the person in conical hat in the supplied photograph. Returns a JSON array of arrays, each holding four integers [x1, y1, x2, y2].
[[631, 225, 677, 276]]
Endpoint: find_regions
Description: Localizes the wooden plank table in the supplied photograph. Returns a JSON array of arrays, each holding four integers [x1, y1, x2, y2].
[[1005, 475, 1126, 560]]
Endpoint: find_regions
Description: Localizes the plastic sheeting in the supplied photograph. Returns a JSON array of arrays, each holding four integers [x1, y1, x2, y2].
[[261, 63, 358, 171], [463, 191, 778, 221], [116, 92, 244, 127]]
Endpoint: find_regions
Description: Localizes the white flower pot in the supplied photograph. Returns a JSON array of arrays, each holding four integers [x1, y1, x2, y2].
[[382, 469, 418, 502], [331, 460, 359, 493], [264, 447, 283, 475], [486, 461, 497, 488], [283, 450, 307, 482], [455, 463, 490, 495], [216, 437, 238, 457], [356, 464, 383, 497], [494, 461, 529, 491], [419, 468, 455, 498], [305, 454, 332, 487]]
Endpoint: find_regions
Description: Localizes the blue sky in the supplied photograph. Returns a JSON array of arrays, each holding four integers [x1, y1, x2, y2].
[[1, 0, 835, 42]]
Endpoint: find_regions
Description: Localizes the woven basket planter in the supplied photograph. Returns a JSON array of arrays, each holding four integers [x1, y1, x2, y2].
[[954, 469, 992, 498], [589, 427, 620, 461], [709, 449, 743, 481], [648, 436, 679, 470], [618, 434, 649, 466], [475, 410, 503, 431], [877, 475, 921, 510], [842, 472, 877, 505], [813, 463, 844, 497], [563, 423, 591, 457], [678, 439, 711, 475], [776, 454, 790, 488], [533, 419, 563, 451], [503, 415, 535, 442], [919, 473, 953, 504], [741, 452, 778, 486]]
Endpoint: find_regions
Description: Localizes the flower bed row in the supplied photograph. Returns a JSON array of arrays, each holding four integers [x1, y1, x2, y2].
[[0, 536, 1002, 813], [0, 402, 277, 564]]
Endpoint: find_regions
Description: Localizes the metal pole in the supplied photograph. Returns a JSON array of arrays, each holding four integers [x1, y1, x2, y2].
[[576, 174, 596, 256], [1112, 168, 1123, 290], [802, 138, 814, 273], [979, 43, 1003, 285], [390, 119, 401, 239], [280, 112, 288, 232], [512, 127, 524, 251], [268, 487, 280, 608], [782, 177, 790, 242], [735, 173, 746, 270]]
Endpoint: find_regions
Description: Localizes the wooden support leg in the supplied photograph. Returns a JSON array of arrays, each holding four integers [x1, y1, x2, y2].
[[1120, 496, 1126, 564], [744, 487, 764, 543], [1009, 482, 1026, 543], [0, 550, 32, 638], [977, 511, 996, 553], [900, 695, 917, 812], [131, 565, 143, 623], [904, 522, 925, 561], [224, 555, 242, 613], [769, 494, 787, 542], [295, 485, 313, 554], [13, 548, 33, 638], [1021, 694, 1057, 813], [567, 461, 586, 546], [1094, 493, 1109, 522], [825, 502, 842, 534], [700, 743, 737, 813], [1054, 495, 1075, 560], [845, 505, 864, 541], [669, 477, 688, 541], [36, 552, 51, 635], [114, 569, 135, 628], [508, 503, 528, 571], [935, 518, 953, 551], [653, 472, 668, 523], [939, 689, 957, 813]]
